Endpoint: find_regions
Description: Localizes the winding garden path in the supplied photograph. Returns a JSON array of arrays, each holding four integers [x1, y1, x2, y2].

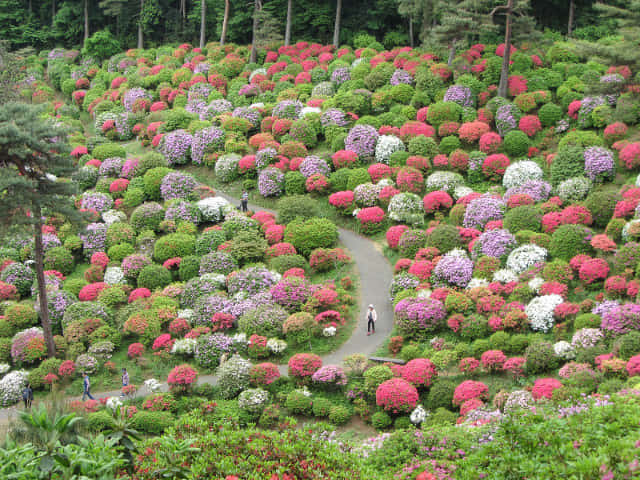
[[0, 189, 394, 424]]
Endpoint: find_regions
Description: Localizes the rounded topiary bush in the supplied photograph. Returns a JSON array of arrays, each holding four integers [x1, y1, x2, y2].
[[276, 195, 321, 224], [584, 191, 617, 228], [376, 378, 419, 414], [503, 205, 542, 233], [137, 264, 172, 291], [425, 224, 461, 253], [524, 341, 560, 375], [284, 218, 338, 257], [538, 103, 562, 127], [153, 233, 195, 263], [550, 145, 585, 185], [503, 130, 530, 157], [549, 225, 593, 261]]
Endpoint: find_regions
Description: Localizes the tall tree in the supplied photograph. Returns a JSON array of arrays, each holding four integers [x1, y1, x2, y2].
[[284, 0, 293, 46], [493, 0, 514, 98], [84, 0, 89, 42], [249, 0, 262, 63], [199, 0, 205, 48], [52, 0, 56, 26], [433, 1, 473, 65], [137, 0, 144, 48], [0, 103, 80, 358], [567, 0, 575, 37], [220, 0, 230, 45], [333, 0, 342, 47], [99, 0, 127, 37], [576, 1, 640, 70]]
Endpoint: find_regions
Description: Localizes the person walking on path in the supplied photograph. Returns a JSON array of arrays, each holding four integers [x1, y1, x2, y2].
[[22, 383, 33, 409], [366, 304, 377, 335], [82, 372, 94, 401], [240, 190, 249, 212], [121, 368, 129, 397]]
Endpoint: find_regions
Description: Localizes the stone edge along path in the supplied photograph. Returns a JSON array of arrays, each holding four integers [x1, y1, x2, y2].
[[0, 191, 394, 424]]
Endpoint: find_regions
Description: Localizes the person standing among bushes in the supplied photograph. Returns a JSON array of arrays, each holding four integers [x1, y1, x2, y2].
[[22, 382, 33, 409], [366, 304, 377, 335], [241, 190, 249, 212], [82, 372, 94, 401], [121, 368, 129, 397]]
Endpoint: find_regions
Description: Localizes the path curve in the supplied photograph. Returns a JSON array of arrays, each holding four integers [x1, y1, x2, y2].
[[215, 191, 394, 367], [0, 190, 394, 423]]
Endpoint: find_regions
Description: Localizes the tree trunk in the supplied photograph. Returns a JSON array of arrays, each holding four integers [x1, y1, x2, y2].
[[199, 0, 206, 48], [249, 0, 261, 64], [497, 0, 513, 98], [51, 0, 56, 26], [447, 43, 456, 66], [567, 0, 575, 37], [220, 0, 229, 45], [284, 0, 293, 46], [180, 0, 186, 33], [84, 0, 89, 42], [332, 0, 342, 47], [33, 207, 56, 358], [138, 0, 144, 49], [408, 15, 413, 48]]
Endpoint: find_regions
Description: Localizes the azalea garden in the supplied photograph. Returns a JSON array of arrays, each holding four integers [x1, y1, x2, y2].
[[0, 0, 640, 478]]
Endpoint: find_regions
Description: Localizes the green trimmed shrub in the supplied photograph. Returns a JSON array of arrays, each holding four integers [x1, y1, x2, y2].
[[574, 313, 602, 330], [426, 379, 456, 410], [524, 341, 560, 374], [269, 254, 308, 274], [550, 146, 585, 185], [585, 191, 617, 228], [284, 218, 338, 257], [87, 410, 116, 432], [137, 264, 172, 291], [538, 103, 562, 127], [276, 195, 320, 224], [92, 143, 126, 160], [44, 247, 75, 275], [371, 411, 392, 429], [130, 411, 174, 435], [195, 230, 226, 256], [503, 130, 530, 157], [549, 224, 593, 261], [328, 405, 351, 425], [284, 171, 306, 195], [153, 233, 196, 263], [143, 167, 172, 200], [425, 224, 461, 253], [504, 206, 542, 233]]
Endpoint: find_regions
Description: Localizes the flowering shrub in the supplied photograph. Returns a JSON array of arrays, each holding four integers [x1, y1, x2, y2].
[[167, 364, 198, 392], [288, 353, 322, 381], [453, 380, 488, 406], [531, 378, 563, 400], [249, 362, 280, 386], [375, 378, 419, 414], [401, 358, 437, 388]]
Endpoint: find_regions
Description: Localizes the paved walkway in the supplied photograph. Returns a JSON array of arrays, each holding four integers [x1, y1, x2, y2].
[[0, 189, 394, 424]]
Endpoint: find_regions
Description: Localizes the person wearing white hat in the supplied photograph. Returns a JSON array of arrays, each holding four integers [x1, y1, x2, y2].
[[366, 304, 377, 336]]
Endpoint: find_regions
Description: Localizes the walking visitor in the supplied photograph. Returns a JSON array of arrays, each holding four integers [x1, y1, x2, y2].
[[240, 190, 249, 212], [366, 304, 377, 335], [121, 368, 129, 396], [82, 372, 94, 401], [22, 382, 33, 409]]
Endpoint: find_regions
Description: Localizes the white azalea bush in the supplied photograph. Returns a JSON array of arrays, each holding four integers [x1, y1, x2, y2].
[[388, 192, 424, 225], [410, 405, 428, 425], [426, 171, 465, 193], [506, 244, 548, 274], [171, 338, 197, 356], [266, 338, 287, 354], [553, 341, 576, 360], [503, 160, 544, 189], [104, 266, 125, 285], [0, 370, 28, 407], [197, 196, 231, 223], [237, 388, 270, 415], [374, 135, 405, 164], [525, 294, 563, 332], [557, 176, 592, 202]]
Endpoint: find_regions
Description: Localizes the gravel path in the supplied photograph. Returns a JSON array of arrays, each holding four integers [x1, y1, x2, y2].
[[0, 191, 393, 424]]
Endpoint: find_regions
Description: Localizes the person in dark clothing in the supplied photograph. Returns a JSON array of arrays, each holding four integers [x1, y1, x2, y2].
[[22, 383, 33, 408], [240, 191, 249, 212], [366, 304, 377, 335], [82, 372, 94, 401], [121, 368, 129, 397]]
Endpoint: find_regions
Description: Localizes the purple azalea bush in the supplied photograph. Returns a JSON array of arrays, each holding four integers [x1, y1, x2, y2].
[[345, 125, 379, 160], [160, 129, 193, 166], [160, 172, 197, 201]]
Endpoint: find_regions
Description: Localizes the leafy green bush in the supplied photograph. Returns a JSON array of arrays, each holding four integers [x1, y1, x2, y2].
[[153, 233, 196, 262], [269, 254, 308, 274], [329, 405, 351, 425], [284, 218, 338, 257], [277, 195, 321, 224], [584, 191, 617, 228], [538, 103, 562, 127], [87, 410, 116, 432], [524, 341, 560, 374], [549, 224, 593, 261], [550, 145, 585, 185], [503, 130, 530, 157], [284, 171, 306, 195], [426, 379, 456, 410], [44, 246, 75, 275], [195, 230, 226, 256], [504, 205, 542, 233], [346, 168, 371, 191], [574, 313, 602, 330], [422, 407, 457, 427], [143, 167, 172, 200], [137, 264, 172, 290], [92, 143, 126, 160], [425, 224, 461, 253], [371, 411, 392, 429], [130, 411, 174, 435], [285, 390, 312, 415]]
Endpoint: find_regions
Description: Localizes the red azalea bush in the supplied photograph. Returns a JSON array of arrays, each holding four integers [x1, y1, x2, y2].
[[401, 358, 437, 388], [579, 258, 609, 285], [210, 312, 235, 332], [368, 163, 392, 183], [375, 378, 419, 413], [531, 378, 563, 400], [396, 167, 424, 193], [168, 317, 191, 336], [519, 115, 542, 137], [152, 333, 174, 353], [329, 191, 355, 211], [167, 364, 198, 392], [266, 242, 297, 258], [128, 342, 145, 359], [503, 356, 526, 378], [79, 282, 108, 301], [604, 122, 628, 144], [386, 225, 410, 249], [129, 288, 151, 303], [482, 154, 510, 181], [480, 350, 507, 372], [356, 207, 386, 234], [249, 362, 281, 386], [407, 260, 434, 280], [90, 252, 109, 269], [626, 355, 640, 377], [332, 150, 358, 169], [288, 353, 322, 380], [458, 121, 490, 143], [453, 380, 489, 406], [459, 357, 480, 375], [620, 143, 640, 170], [265, 224, 285, 244], [423, 191, 453, 214], [58, 360, 76, 378], [479, 132, 502, 153], [460, 397, 484, 416]]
